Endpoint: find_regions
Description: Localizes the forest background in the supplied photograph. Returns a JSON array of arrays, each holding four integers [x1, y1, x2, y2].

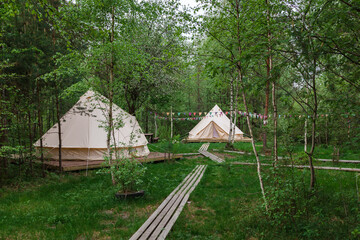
[[0, 0, 359, 189]]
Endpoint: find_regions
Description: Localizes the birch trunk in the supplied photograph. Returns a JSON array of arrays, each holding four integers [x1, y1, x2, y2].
[[107, 5, 116, 185], [170, 106, 173, 139], [232, 73, 239, 144], [227, 75, 234, 146], [154, 114, 158, 138], [272, 80, 278, 165], [239, 68, 268, 211], [235, 0, 267, 210], [304, 95, 308, 152], [55, 83, 62, 173], [263, 80, 270, 149], [266, 0, 277, 164]]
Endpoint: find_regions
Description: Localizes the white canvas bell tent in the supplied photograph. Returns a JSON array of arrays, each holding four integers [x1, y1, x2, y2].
[[34, 90, 150, 160], [187, 105, 251, 142]]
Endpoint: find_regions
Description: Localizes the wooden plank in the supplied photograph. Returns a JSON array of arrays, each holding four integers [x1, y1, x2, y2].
[[182, 153, 201, 156], [129, 165, 203, 240], [223, 150, 265, 157], [158, 165, 207, 240], [199, 143, 210, 152], [199, 150, 224, 163], [140, 165, 205, 239], [149, 165, 206, 239], [317, 159, 360, 163], [129, 165, 201, 240], [232, 162, 360, 172], [221, 150, 360, 163]]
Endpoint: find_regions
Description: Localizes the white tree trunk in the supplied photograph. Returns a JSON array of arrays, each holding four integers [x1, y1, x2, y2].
[[154, 114, 157, 138], [170, 106, 173, 139], [304, 89, 308, 152], [228, 75, 234, 145], [107, 5, 115, 185], [232, 73, 239, 144], [239, 68, 268, 211]]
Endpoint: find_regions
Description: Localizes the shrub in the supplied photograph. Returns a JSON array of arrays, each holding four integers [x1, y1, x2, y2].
[[101, 157, 147, 193]]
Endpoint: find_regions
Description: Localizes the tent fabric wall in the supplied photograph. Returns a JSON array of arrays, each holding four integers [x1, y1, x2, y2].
[[34, 90, 150, 160], [187, 105, 251, 142]]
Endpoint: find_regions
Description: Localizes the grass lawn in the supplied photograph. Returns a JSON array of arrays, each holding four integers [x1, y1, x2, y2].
[[1, 142, 359, 239], [149, 141, 360, 160], [0, 159, 212, 239], [170, 164, 359, 239]]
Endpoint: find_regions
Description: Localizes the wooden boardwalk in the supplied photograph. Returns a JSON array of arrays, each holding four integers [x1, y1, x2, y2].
[[130, 165, 207, 240], [232, 162, 360, 172], [43, 152, 184, 172], [199, 143, 210, 152], [198, 143, 224, 163], [221, 150, 360, 163]]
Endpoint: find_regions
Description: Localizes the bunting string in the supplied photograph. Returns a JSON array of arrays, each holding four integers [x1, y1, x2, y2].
[[150, 111, 358, 121], [149, 111, 356, 121]]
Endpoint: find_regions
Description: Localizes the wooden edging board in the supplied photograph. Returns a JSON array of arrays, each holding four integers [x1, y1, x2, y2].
[[317, 159, 360, 163], [231, 162, 360, 172], [219, 150, 360, 163]]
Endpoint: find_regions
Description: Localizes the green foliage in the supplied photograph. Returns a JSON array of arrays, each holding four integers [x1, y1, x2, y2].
[[292, 152, 310, 165], [265, 168, 311, 229], [263, 167, 359, 239], [0, 145, 22, 158], [102, 157, 147, 193]]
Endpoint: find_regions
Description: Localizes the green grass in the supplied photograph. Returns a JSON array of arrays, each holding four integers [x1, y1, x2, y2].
[[0, 160, 204, 239], [168, 165, 263, 239], [168, 164, 360, 239], [1, 142, 359, 239], [147, 141, 261, 154], [148, 142, 204, 153], [149, 141, 360, 161]]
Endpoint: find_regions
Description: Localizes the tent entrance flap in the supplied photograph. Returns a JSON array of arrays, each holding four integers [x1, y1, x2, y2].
[[197, 122, 227, 139], [212, 124, 219, 138]]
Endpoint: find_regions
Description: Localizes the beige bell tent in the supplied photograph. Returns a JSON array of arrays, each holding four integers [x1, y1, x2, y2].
[[187, 105, 251, 142], [34, 90, 150, 160]]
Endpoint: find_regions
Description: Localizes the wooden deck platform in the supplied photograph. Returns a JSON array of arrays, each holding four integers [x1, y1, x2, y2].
[[43, 152, 184, 172], [130, 165, 207, 240], [186, 138, 251, 143]]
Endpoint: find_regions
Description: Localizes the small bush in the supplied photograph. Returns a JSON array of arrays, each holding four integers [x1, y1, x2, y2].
[[101, 157, 147, 193]]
